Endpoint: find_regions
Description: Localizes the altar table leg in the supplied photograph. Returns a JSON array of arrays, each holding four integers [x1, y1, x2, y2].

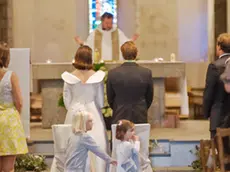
[[41, 79, 66, 128], [148, 78, 165, 127]]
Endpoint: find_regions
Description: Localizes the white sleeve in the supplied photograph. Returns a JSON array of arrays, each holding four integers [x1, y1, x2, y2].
[[83, 134, 112, 163], [133, 141, 140, 152], [63, 83, 72, 110], [95, 82, 104, 108], [85, 31, 95, 51]]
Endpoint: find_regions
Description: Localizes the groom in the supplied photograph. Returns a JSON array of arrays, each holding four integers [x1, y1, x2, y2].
[[106, 41, 153, 124]]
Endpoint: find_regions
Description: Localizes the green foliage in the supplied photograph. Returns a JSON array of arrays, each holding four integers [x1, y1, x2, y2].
[[189, 145, 202, 172], [93, 62, 105, 71], [58, 93, 65, 108], [58, 62, 112, 117], [149, 139, 160, 149], [99, 64, 112, 117], [15, 154, 48, 172]]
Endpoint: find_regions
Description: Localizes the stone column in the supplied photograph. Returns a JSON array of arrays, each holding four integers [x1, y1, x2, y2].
[[208, 0, 215, 62], [0, 0, 13, 46], [147, 79, 165, 126], [214, 0, 227, 60], [41, 80, 66, 128], [228, 0, 230, 32], [0, 0, 7, 43], [7, 0, 13, 46]]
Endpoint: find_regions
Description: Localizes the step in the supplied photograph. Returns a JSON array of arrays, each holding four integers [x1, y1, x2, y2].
[[150, 139, 170, 155], [154, 167, 194, 172], [28, 140, 54, 154], [30, 93, 42, 101], [149, 139, 199, 167], [31, 100, 42, 109]]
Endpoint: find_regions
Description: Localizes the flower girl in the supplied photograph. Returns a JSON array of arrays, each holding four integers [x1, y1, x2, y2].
[[64, 111, 116, 172], [115, 120, 140, 172]]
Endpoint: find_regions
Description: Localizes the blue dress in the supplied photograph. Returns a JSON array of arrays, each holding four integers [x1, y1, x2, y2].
[[65, 132, 112, 172], [116, 141, 140, 172]]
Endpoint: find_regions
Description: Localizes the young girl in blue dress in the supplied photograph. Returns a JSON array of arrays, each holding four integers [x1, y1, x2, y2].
[[64, 111, 116, 172], [115, 120, 140, 172]]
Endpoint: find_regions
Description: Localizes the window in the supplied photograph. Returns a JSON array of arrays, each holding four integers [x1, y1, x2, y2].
[[88, 0, 117, 33]]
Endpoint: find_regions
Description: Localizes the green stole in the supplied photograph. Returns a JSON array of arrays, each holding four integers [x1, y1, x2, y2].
[[94, 29, 119, 61]]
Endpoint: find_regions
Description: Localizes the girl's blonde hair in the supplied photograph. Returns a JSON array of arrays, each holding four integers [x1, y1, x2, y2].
[[72, 110, 91, 133]]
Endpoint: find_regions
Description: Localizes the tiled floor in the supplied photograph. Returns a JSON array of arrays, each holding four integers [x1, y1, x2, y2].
[[30, 120, 210, 141]]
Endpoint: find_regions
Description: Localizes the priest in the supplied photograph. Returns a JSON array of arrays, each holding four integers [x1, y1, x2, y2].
[[74, 12, 139, 61]]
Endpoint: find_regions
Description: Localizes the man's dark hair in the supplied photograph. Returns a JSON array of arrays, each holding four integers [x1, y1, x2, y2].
[[101, 12, 113, 21]]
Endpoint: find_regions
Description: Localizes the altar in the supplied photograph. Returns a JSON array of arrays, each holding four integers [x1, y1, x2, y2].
[[32, 61, 188, 128]]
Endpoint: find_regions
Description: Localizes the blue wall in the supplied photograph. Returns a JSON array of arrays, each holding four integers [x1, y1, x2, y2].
[[150, 140, 199, 167]]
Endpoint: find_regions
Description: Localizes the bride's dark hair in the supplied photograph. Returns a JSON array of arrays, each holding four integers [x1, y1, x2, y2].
[[72, 45, 93, 70]]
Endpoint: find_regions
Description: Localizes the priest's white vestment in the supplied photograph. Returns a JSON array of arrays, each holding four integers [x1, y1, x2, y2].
[[85, 25, 130, 61]]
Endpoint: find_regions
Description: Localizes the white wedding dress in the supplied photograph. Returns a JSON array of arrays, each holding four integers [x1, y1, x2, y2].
[[51, 70, 109, 172]]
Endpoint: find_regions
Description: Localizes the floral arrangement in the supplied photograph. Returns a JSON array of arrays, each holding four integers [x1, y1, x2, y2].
[[15, 154, 47, 172], [58, 62, 112, 118], [189, 145, 202, 171]]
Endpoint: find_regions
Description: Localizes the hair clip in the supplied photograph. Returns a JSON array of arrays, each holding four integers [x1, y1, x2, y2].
[[118, 120, 122, 126]]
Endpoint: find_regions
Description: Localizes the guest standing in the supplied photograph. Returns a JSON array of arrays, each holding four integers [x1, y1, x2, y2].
[[0, 43, 28, 171], [203, 33, 230, 138], [106, 41, 153, 124]]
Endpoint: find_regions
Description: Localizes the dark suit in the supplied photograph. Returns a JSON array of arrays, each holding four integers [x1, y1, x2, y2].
[[203, 54, 230, 138], [106, 62, 153, 124]]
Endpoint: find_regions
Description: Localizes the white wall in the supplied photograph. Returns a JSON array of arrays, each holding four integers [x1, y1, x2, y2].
[[177, 0, 208, 62], [9, 48, 30, 138], [12, 0, 212, 88], [13, 0, 77, 63], [12, 0, 210, 62]]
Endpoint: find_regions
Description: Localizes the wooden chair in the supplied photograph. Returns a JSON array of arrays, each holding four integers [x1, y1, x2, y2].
[[200, 140, 211, 171], [200, 139, 218, 172], [211, 139, 218, 171], [189, 88, 204, 119], [216, 128, 230, 172], [165, 77, 181, 118]]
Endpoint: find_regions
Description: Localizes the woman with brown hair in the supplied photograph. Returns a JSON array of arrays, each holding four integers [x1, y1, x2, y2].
[[0, 43, 28, 172], [51, 45, 108, 172]]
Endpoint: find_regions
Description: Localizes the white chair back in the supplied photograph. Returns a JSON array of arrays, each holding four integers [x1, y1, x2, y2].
[[50, 124, 72, 172]]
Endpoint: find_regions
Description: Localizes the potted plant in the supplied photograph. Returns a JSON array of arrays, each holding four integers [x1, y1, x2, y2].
[[189, 145, 202, 172], [15, 154, 48, 172]]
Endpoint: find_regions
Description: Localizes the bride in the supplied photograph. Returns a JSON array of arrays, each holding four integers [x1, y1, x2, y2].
[[51, 45, 109, 172]]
